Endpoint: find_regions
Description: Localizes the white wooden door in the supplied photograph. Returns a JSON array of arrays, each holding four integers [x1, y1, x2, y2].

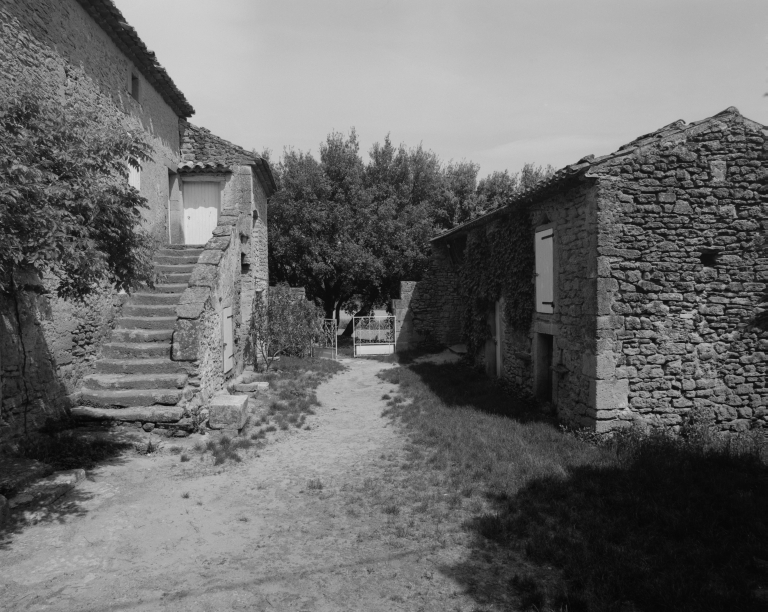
[[183, 182, 220, 245], [222, 306, 234, 373], [535, 228, 554, 314]]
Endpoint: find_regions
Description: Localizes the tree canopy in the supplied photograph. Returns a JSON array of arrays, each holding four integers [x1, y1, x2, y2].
[[268, 129, 554, 321], [0, 77, 155, 299]]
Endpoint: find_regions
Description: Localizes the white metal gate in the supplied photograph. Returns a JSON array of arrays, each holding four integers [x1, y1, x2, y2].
[[313, 318, 338, 359], [353, 315, 396, 356]]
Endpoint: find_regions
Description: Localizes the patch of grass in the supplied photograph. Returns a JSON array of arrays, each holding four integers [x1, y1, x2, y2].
[[194, 433, 254, 466], [169, 446, 183, 455], [180, 453, 190, 462], [307, 478, 324, 490], [382, 503, 400, 516], [181, 491, 190, 499], [378, 361, 768, 612]]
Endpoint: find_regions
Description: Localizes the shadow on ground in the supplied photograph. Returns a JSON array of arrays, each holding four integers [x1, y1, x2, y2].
[[0, 425, 135, 549], [449, 427, 768, 611], [408, 361, 550, 423], [386, 360, 768, 611]]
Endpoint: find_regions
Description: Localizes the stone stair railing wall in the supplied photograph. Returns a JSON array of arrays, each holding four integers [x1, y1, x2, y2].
[[172, 209, 245, 416]]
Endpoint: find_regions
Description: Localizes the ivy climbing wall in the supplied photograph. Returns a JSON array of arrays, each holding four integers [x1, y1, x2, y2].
[[398, 108, 767, 433]]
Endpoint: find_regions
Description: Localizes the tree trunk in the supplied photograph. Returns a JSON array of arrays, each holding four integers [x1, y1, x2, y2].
[[341, 303, 373, 337]]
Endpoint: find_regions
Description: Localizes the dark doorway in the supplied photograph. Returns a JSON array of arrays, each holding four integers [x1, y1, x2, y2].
[[534, 333, 553, 402]]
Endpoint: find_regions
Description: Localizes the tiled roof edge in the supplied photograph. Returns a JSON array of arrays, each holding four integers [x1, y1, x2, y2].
[[75, 0, 194, 118]]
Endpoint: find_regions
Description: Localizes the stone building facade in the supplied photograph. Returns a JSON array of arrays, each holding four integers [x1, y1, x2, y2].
[[399, 108, 767, 432], [0, 0, 274, 438]]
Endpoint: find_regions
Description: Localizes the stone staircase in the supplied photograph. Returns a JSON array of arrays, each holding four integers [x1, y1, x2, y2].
[[73, 246, 204, 424]]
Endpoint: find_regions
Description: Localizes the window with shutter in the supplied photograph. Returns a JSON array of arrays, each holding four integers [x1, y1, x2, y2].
[[535, 228, 554, 314]]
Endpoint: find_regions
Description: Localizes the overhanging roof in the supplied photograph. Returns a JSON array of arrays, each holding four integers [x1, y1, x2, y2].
[[75, 0, 195, 118]]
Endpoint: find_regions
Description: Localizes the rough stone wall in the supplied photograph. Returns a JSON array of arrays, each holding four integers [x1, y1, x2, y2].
[[0, 5, 166, 437], [0, 271, 125, 438], [241, 174, 270, 368], [497, 181, 600, 427], [399, 243, 464, 349], [0, 0, 181, 243], [592, 110, 768, 431], [173, 214, 242, 407]]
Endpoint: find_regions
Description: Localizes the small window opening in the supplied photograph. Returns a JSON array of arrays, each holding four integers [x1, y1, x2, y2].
[[130, 73, 140, 101], [241, 253, 250, 274], [700, 251, 719, 268], [252, 209, 259, 221]]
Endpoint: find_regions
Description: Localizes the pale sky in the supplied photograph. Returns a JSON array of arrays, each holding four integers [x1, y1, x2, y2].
[[114, 0, 768, 177]]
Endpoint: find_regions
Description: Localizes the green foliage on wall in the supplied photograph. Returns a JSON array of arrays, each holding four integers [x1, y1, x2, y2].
[[457, 204, 534, 357], [0, 74, 155, 299]]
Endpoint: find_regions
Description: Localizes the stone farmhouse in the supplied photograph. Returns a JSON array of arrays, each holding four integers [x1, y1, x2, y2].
[[395, 108, 768, 432], [0, 0, 275, 438]]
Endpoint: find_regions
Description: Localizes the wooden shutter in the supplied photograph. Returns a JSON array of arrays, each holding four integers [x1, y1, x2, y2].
[[535, 228, 554, 314], [222, 306, 234, 373]]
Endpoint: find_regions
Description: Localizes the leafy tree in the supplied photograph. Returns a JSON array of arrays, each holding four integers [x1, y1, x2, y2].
[[268, 128, 556, 322], [0, 79, 155, 299], [249, 283, 322, 370]]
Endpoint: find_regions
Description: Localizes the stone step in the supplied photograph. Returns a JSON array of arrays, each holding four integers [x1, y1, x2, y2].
[[80, 388, 183, 408], [82, 373, 187, 390], [123, 304, 177, 317], [131, 292, 181, 306], [118, 316, 178, 330], [93, 358, 188, 375], [71, 405, 184, 423], [154, 254, 200, 265], [111, 328, 174, 343], [151, 283, 187, 294], [102, 342, 171, 360], [157, 246, 205, 254], [163, 273, 191, 284], [155, 264, 195, 274]]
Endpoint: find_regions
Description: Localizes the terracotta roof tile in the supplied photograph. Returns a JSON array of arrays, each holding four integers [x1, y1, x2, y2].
[[179, 121, 277, 195]]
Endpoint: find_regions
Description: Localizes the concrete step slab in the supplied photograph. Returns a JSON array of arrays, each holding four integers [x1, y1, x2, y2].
[[154, 254, 200, 265], [118, 316, 178, 330], [93, 358, 188, 375], [131, 292, 180, 306], [102, 342, 171, 359], [123, 304, 177, 317], [111, 328, 174, 343], [80, 388, 183, 408], [164, 273, 191, 283], [151, 283, 187, 294], [155, 264, 195, 274], [71, 405, 184, 422], [82, 373, 187, 390], [157, 246, 205, 254]]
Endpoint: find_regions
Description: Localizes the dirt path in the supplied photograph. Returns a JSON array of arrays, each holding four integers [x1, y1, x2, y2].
[[0, 358, 481, 612]]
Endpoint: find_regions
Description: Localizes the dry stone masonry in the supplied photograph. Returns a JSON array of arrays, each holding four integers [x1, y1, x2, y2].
[[0, 0, 274, 440], [399, 108, 767, 432]]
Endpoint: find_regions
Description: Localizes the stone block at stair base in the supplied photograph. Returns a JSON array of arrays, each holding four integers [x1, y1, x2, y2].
[[233, 381, 269, 393], [208, 395, 248, 432]]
